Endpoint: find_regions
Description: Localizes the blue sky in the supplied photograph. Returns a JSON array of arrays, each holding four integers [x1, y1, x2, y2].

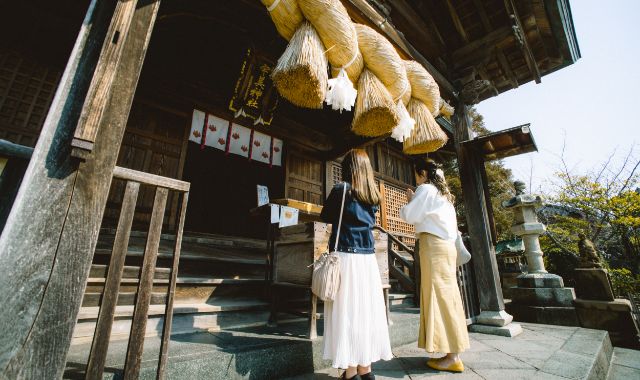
[[475, 0, 639, 193]]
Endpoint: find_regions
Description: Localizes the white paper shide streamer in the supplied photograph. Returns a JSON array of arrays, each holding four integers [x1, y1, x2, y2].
[[325, 49, 358, 113], [391, 85, 415, 142]]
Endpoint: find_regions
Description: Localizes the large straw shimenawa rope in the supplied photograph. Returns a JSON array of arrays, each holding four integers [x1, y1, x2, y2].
[[439, 99, 455, 118], [403, 98, 448, 154], [356, 24, 410, 105], [352, 69, 399, 137], [261, 0, 304, 41], [271, 21, 328, 109], [404, 60, 440, 116], [298, 0, 364, 84]]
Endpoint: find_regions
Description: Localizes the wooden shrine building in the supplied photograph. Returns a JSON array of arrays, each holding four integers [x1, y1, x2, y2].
[[0, 0, 579, 378]]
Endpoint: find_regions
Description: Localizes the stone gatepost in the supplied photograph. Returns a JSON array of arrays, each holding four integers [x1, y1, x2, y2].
[[502, 181, 580, 326]]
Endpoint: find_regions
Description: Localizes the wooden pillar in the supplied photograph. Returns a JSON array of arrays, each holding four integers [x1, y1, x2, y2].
[[453, 102, 505, 312], [0, 1, 161, 378]]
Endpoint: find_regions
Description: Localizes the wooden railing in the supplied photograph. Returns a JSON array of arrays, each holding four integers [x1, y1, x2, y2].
[[374, 226, 420, 301], [84, 166, 189, 380]]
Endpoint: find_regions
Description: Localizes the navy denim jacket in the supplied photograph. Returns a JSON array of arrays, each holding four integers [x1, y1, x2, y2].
[[320, 182, 378, 254]]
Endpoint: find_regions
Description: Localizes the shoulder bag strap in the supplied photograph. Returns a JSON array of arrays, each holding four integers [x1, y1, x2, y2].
[[333, 183, 347, 253]]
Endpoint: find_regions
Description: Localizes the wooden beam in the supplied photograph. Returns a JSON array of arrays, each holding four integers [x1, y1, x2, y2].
[[445, 0, 469, 43], [342, 0, 457, 99], [0, 1, 161, 377], [504, 0, 541, 83], [387, 0, 445, 57], [453, 102, 505, 312], [451, 26, 512, 66], [496, 49, 519, 88], [71, 0, 140, 159]]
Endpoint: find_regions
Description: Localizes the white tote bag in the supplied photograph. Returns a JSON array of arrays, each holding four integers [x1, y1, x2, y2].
[[311, 184, 347, 301], [455, 231, 472, 266]]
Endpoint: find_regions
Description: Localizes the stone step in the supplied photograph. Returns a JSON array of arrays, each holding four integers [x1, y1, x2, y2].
[[607, 347, 640, 379], [64, 305, 422, 379]]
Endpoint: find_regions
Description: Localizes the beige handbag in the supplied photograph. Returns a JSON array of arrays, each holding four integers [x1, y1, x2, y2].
[[311, 183, 347, 301]]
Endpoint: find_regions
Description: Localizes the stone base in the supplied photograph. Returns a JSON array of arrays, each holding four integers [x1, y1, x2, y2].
[[474, 310, 514, 327], [573, 268, 615, 301], [511, 286, 576, 307], [574, 298, 640, 349], [517, 272, 564, 288], [506, 302, 580, 326], [468, 322, 523, 337], [500, 272, 520, 299]]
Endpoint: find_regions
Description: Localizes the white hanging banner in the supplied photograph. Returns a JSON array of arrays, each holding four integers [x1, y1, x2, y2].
[[204, 113, 230, 151], [227, 123, 252, 158], [271, 138, 283, 167], [189, 109, 206, 144], [251, 131, 272, 164]]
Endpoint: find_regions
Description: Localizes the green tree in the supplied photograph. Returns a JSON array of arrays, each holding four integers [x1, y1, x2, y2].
[[541, 145, 640, 273]]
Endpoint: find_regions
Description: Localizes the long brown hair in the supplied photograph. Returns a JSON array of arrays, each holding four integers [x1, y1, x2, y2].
[[414, 158, 455, 203], [341, 149, 381, 206]]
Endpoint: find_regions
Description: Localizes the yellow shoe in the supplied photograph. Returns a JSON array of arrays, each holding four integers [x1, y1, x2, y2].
[[427, 358, 464, 373]]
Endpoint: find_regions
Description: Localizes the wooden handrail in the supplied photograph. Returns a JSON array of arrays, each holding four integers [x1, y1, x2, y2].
[[113, 166, 190, 192], [0, 139, 33, 160], [374, 225, 415, 257]]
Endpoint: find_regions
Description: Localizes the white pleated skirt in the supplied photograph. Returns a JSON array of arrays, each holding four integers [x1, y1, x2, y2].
[[323, 252, 393, 369]]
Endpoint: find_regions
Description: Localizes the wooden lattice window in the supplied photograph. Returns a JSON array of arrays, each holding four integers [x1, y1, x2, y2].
[[381, 182, 416, 247], [0, 50, 60, 147]]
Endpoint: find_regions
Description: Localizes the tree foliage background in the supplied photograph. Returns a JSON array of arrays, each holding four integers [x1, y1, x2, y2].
[[439, 108, 639, 296]]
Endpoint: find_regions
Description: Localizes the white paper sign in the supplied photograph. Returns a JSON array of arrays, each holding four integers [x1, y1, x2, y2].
[[257, 185, 269, 207], [278, 206, 299, 228], [228, 123, 252, 157], [270, 204, 280, 224]]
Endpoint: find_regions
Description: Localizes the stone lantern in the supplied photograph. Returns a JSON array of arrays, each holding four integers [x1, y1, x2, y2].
[[503, 181, 579, 326], [502, 181, 547, 274]]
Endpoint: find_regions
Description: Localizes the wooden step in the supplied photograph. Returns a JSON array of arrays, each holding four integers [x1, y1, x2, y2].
[[82, 292, 167, 307], [77, 298, 269, 320], [92, 247, 266, 265], [89, 264, 170, 280]]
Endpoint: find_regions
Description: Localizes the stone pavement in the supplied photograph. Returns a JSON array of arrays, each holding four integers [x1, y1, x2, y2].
[[286, 323, 622, 380]]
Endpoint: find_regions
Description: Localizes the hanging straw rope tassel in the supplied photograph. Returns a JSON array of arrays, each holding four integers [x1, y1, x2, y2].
[[299, 0, 364, 112], [272, 21, 328, 109], [352, 69, 399, 137], [391, 82, 415, 142], [403, 98, 448, 154], [262, 0, 304, 41]]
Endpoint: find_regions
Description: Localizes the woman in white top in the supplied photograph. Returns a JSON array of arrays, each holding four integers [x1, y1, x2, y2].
[[400, 158, 469, 373]]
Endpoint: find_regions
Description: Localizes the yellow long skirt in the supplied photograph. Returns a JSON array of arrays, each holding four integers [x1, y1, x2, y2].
[[418, 233, 470, 353]]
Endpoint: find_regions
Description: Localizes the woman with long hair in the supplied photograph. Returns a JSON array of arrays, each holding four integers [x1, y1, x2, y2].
[[320, 149, 392, 380], [400, 158, 469, 372]]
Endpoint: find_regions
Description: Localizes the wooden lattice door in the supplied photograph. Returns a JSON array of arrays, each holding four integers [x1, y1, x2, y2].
[[285, 151, 323, 205]]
